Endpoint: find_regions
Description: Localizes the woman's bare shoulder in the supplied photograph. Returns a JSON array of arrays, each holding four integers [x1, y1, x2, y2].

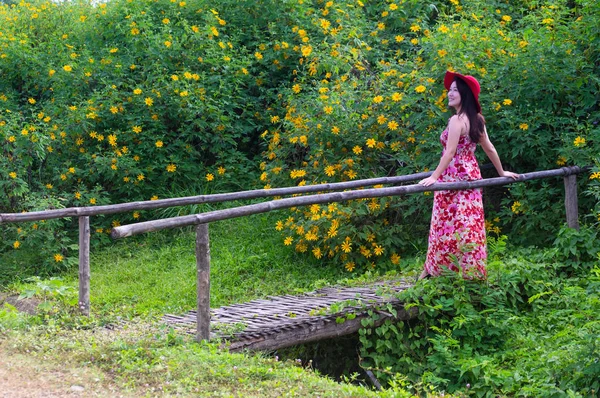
[[448, 114, 468, 134]]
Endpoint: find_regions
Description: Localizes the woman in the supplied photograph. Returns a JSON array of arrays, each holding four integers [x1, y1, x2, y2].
[[417, 71, 518, 280]]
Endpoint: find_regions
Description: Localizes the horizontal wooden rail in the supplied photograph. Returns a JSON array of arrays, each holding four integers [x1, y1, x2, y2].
[[111, 166, 584, 239], [0, 171, 434, 223]]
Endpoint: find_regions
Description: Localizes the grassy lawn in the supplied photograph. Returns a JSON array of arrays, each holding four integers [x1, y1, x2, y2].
[[85, 212, 353, 316]]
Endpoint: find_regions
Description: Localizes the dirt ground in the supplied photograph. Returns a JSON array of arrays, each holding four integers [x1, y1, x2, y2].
[[0, 294, 136, 397], [0, 347, 132, 398]]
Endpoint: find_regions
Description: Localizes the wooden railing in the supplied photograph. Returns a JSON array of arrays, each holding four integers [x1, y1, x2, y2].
[[0, 166, 587, 339]]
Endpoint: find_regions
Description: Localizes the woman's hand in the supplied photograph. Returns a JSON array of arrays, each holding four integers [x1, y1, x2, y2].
[[418, 176, 438, 187], [500, 171, 519, 180]]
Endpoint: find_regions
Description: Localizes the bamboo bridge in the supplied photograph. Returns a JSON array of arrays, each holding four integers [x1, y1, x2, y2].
[[163, 279, 416, 351]]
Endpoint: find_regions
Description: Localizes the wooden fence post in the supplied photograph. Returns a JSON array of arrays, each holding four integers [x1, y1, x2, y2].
[[563, 173, 579, 230], [196, 223, 211, 341], [78, 216, 91, 316]]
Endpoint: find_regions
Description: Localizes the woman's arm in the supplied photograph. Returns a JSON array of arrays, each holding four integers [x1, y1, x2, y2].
[[479, 127, 519, 179], [419, 116, 463, 187]]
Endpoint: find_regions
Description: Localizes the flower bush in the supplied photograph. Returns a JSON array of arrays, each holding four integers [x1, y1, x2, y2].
[[0, 0, 305, 270], [1, 0, 599, 273], [262, 0, 600, 271]]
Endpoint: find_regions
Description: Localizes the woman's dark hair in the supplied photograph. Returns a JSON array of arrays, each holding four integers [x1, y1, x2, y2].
[[454, 77, 485, 143]]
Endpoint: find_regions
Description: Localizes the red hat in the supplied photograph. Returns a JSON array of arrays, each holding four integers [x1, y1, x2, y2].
[[444, 70, 481, 113]]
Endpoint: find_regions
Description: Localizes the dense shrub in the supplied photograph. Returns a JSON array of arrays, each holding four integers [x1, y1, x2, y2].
[[358, 237, 600, 395]]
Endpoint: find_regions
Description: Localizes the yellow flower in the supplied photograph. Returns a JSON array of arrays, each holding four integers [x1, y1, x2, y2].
[[49, 69, 56, 76], [438, 24, 449, 33], [373, 95, 383, 103], [284, 236, 293, 246], [519, 123, 529, 130], [292, 84, 301, 93], [290, 169, 306, 179], [374, 245, 384, 256], [301, 45, 312, 57], [387, 120, 399, 130], [255, 52, 263, 60], [346, 170, 357, 179], [323, 106, 333, 114], [415, 85, 426, 93], [131, 28, 140, 35], [345, 261, 356, 272], [133, 212, 140, 219], [151, 195, 159, 201], [206, 173, 214, 181], [503, 99, 512, 106], [502, 15, 512, 22], [109, 48, 118, 53], [391, 92, 402, 101], [180, 91, 189, 97], [275, 220, 284, 231], [145, 97, 154, 106], [511, 201, 522, 214], [63, 65, 73, 72], [341, 241, 352, 253], [390, 253, 400, 265], [218, 166, 226, 175], [211, 26, 219, 36], [324, 165, 335, 176], [132, 126, 142, 133], [556, 156, 567, 166], [46, 184, 53, 189], [9, 172, 17, 179], [162, 18, 170, 24], [167, 164, 177, 173], [137, 174, 145, 181], [352, 146, 363, 155], [312, 247, 323, 259], [573, 136, 586, 147], [395, 35, 404, 42], [589, 172, 600, 180], [368, 199, 381, 211], [366, 138, 376, 148], [389, 3, 398, 10], [13, 241, 21, 249], [28, 98, 36, 104], [164, 41, 172, 48], [54, 253, 64, 262]]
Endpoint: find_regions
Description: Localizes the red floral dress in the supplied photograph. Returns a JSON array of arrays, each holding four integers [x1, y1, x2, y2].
[[424, 128, 487, 279]]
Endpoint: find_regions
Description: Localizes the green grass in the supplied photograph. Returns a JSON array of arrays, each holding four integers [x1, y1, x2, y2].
[[84, 212, 350, 316]]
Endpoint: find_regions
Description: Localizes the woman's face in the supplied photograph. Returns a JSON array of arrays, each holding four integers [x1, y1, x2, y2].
[[447, 81, 461, 110]]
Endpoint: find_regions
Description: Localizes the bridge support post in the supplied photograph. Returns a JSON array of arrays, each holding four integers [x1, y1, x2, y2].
[[196, 223, 211, 341], [563, 173, 579, 230], [78, 216, 91, 316]]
